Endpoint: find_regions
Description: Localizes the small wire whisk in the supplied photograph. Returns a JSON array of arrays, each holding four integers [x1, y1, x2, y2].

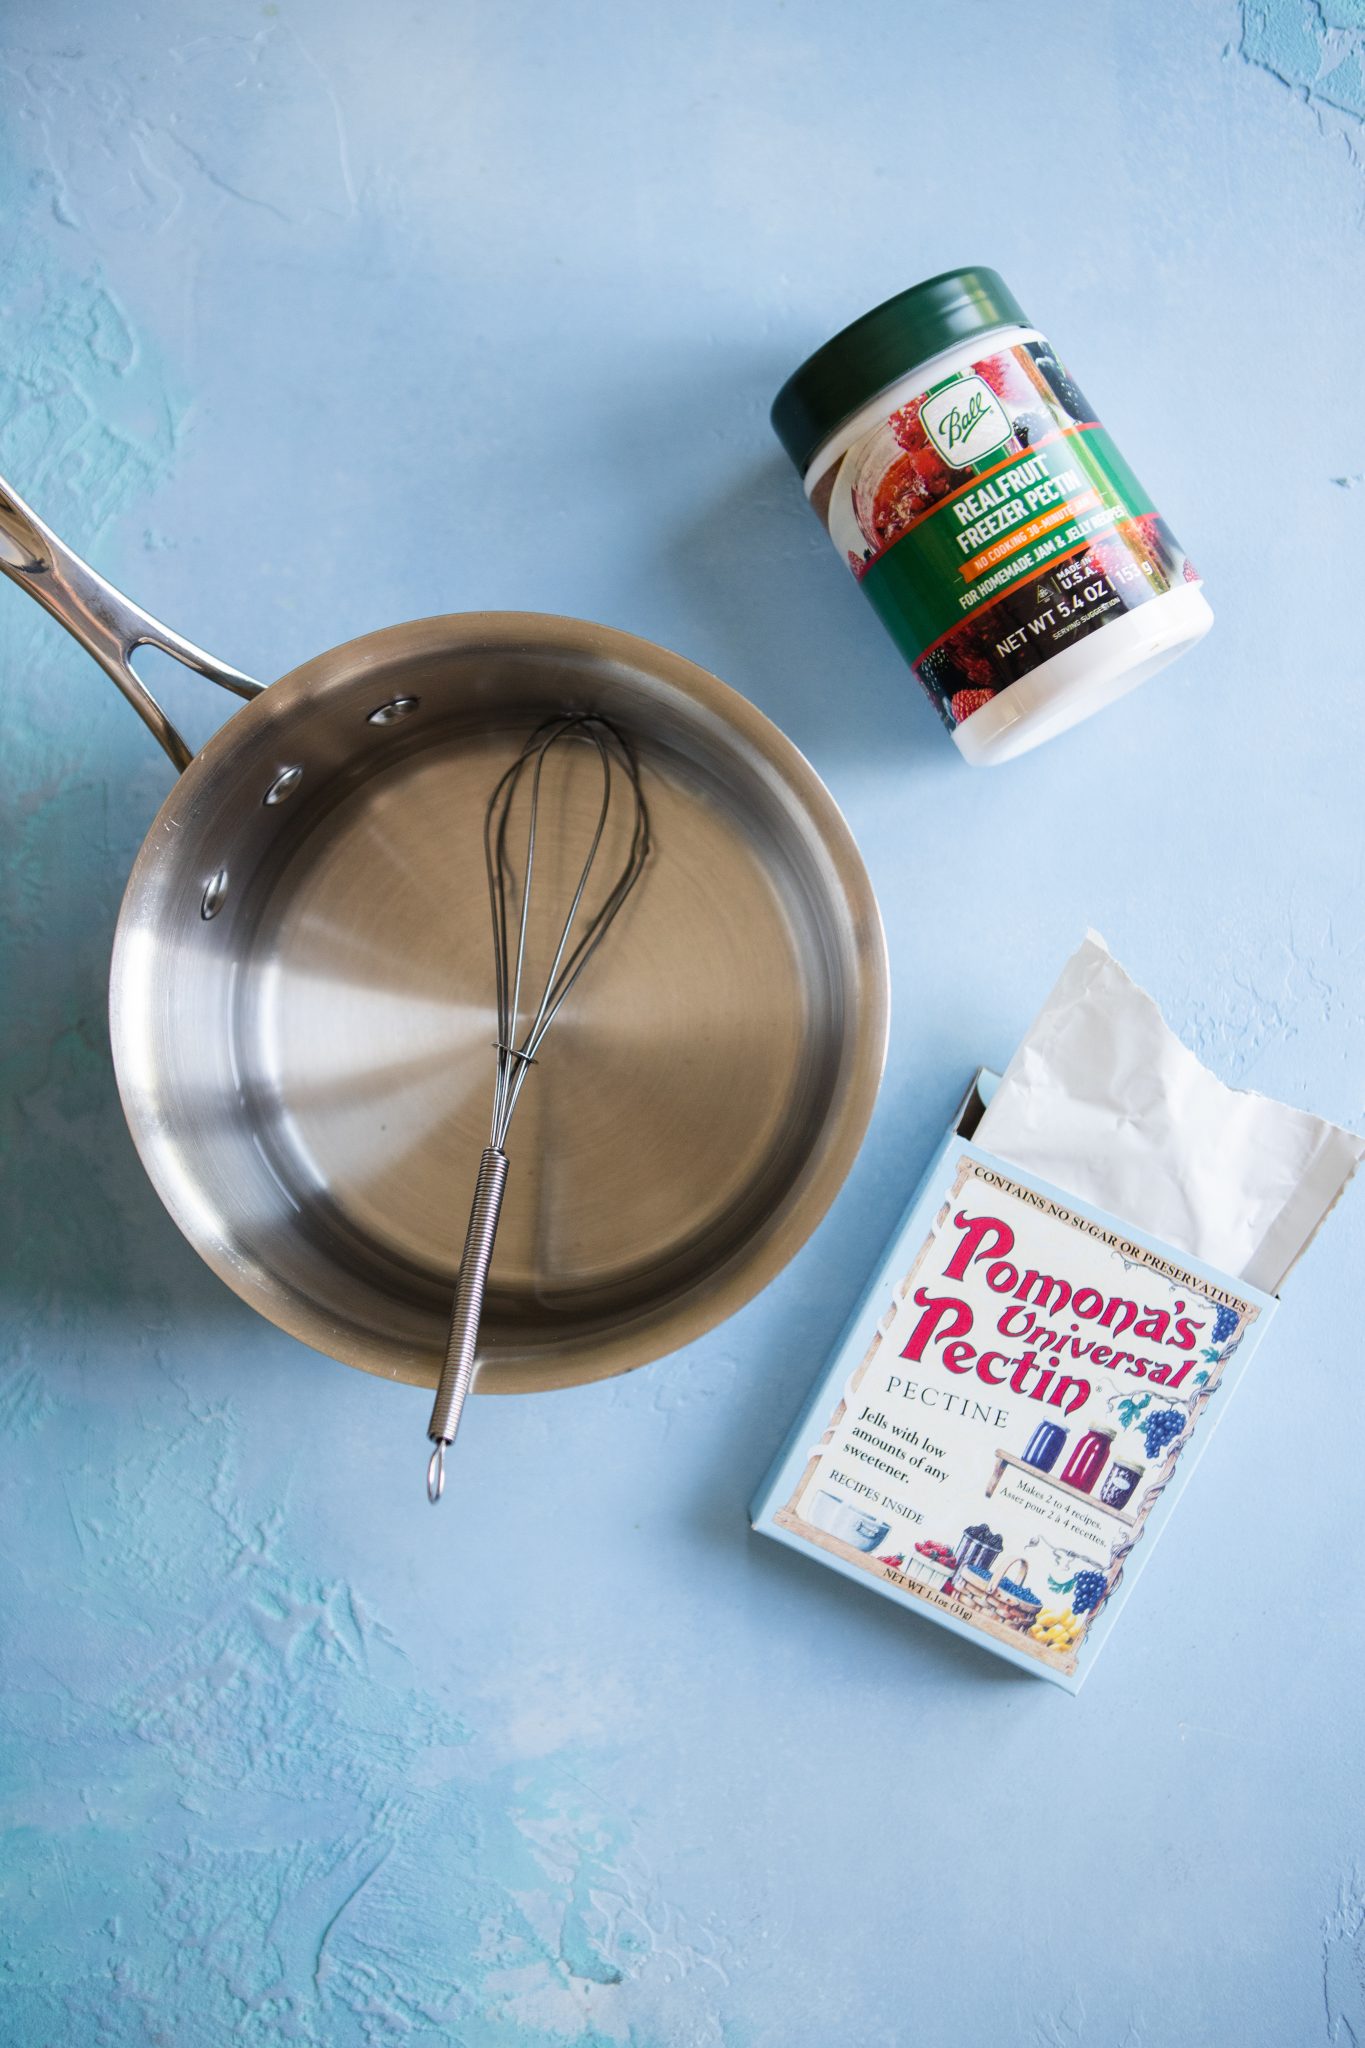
[[425, 713, 650, 1501]]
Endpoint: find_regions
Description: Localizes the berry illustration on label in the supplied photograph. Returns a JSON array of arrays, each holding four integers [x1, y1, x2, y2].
[[1072, 1569, 1108, 1616], [1141, 1408, 1186, 1460]]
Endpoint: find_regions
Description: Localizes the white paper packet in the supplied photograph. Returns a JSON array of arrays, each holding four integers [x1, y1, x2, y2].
[[975, 933, 1363, 1293]]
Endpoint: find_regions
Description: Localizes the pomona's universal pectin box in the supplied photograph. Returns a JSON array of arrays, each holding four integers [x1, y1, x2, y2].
[[751, 1071, 1281, 1691], [754, 937, 1363, 1688]]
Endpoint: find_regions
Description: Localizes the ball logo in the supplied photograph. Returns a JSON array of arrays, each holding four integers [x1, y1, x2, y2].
[[920, 374, 1012, 469]]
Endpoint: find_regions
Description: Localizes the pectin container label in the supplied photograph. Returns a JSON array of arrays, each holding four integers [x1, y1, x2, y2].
[[808, 341, 1203, 735], [774, 1158, 1255, 1680]]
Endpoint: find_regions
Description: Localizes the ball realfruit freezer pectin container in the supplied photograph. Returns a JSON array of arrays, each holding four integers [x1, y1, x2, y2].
[[771, 267, 1213, 764]]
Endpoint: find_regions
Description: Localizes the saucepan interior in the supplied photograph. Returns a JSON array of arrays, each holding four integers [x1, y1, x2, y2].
[[111, 613, 888, 1392]]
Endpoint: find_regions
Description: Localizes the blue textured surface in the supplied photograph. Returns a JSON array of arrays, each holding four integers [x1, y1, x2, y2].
[[2, 5, 1363, 2043]]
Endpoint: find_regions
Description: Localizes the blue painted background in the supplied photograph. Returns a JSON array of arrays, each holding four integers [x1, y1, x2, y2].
[[3, 4, 1364, 2043]]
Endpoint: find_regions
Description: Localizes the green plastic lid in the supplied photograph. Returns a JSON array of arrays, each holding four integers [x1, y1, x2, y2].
[[771, 267, 1029, 475]]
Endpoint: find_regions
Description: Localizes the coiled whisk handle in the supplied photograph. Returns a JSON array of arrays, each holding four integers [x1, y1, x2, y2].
[[426, 1145, 509, 1501]]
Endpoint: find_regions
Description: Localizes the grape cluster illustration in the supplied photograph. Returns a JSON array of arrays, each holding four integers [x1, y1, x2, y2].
[[1141, 1407, 1185, 1460], [1072, 1570, 1107, 1616], [1212, 1303, 1239, 1346]]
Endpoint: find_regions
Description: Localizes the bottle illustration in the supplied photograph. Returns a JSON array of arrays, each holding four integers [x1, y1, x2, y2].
[[1022, 1420, 1068, 1473], [1099, 1457, 1145, 1510], [1060, 1427, 1114, 1495]]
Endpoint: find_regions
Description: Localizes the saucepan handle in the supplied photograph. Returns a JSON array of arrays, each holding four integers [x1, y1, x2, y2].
[[0, 471, 262, 773]]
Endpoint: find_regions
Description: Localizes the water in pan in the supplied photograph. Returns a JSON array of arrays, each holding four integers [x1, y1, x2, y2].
[[234, 726, 842, 1341]]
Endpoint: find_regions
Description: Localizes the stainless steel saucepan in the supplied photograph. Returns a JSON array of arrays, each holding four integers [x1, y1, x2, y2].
[[0, 474, 888, 1396]]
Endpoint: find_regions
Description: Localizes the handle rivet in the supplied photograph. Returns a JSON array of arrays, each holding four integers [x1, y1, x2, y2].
[[200, 869, 230, 920], [367, 696, 420, 726], [263, 765, 303, 806]]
